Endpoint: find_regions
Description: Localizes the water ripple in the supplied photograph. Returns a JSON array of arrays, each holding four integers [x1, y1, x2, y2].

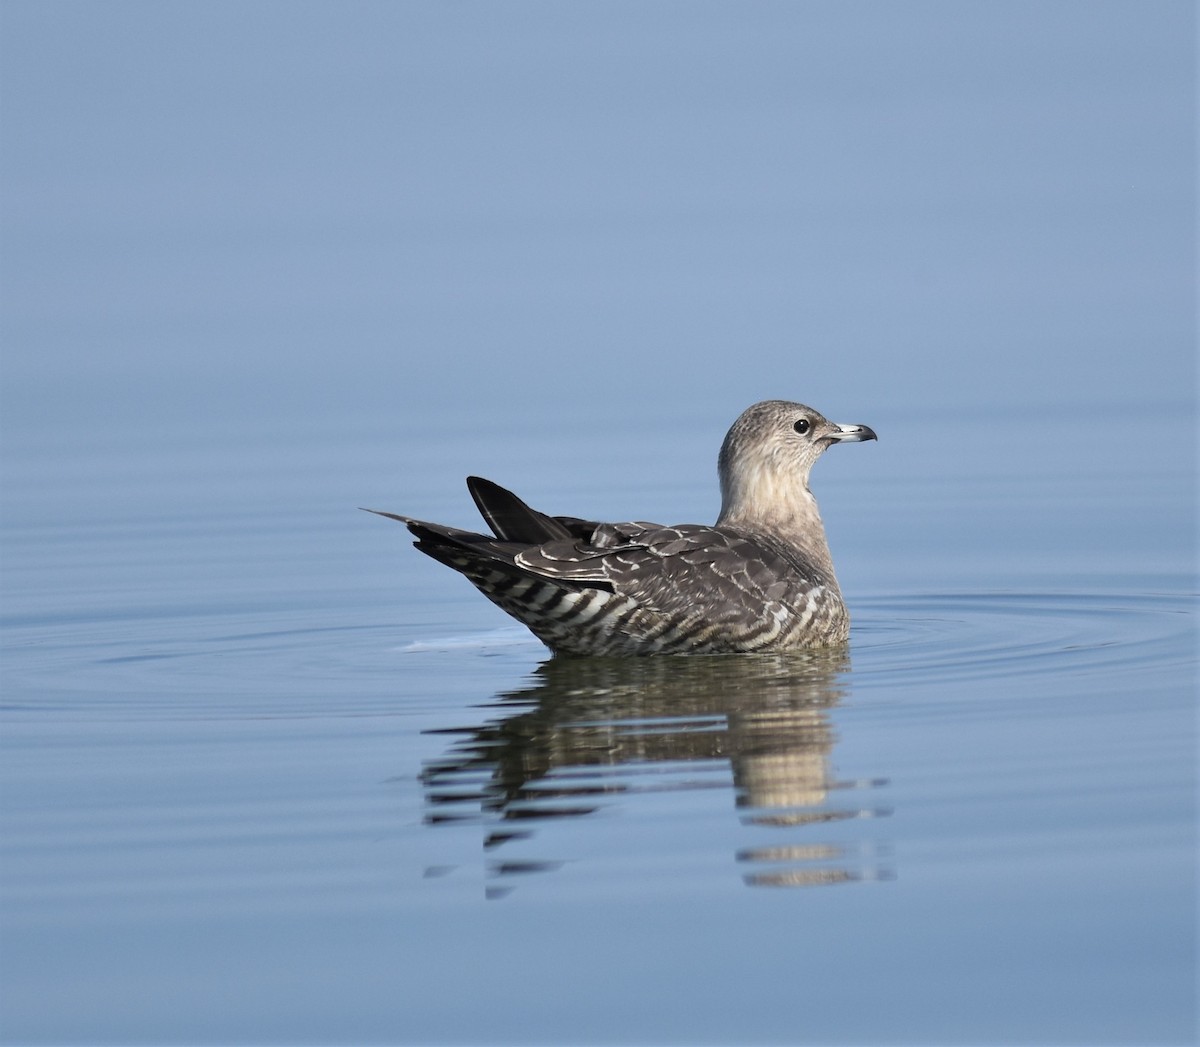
[[853, 590, 1194, 684]]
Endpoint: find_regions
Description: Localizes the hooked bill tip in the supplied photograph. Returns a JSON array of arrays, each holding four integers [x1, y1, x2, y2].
[[829, 423, 877, 443]]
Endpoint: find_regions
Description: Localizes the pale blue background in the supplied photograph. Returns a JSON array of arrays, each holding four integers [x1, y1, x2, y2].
[[2, 0, 1193, 445]]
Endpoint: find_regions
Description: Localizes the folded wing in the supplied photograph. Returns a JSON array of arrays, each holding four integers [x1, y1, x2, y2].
[[518, 523, 817, 633]]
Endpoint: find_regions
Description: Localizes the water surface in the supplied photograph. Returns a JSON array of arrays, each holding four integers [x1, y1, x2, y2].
[[1, 406, 1194, 1045]]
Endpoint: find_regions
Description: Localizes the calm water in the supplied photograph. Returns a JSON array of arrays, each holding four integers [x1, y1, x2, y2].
[[2, 4, 1195, 1044], [1, 402, 1194, 1045]]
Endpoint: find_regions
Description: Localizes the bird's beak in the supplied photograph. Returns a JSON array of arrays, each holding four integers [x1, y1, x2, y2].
[[826, 422, 878, 443]]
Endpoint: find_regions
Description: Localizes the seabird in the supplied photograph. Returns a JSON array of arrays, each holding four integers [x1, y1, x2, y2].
[[367, 400, 876, 655]]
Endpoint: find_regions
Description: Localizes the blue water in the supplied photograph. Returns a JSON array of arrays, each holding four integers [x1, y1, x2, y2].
[[2, 404, 1194, 1044], [2, 4, 1196, 1045]]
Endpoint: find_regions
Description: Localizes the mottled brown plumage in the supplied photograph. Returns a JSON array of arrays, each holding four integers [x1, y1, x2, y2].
[[367, 401, 875, 655]]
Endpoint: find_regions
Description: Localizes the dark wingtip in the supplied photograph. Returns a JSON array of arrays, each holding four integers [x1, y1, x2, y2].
[[466, 475, 504, 501], [465, 476, 575, 543]]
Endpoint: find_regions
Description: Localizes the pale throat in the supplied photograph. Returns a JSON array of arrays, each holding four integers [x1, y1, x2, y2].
[[716, 459, 834, 573]]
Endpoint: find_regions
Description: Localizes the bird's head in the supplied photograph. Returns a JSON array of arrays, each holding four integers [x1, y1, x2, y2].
[[717, 400, 876, 529]]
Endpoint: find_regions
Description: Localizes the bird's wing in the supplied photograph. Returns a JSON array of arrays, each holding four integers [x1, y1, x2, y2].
[[466, 476, 601, 543], [516, 524, 813, 626]]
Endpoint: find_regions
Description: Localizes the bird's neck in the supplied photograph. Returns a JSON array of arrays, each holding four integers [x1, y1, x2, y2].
[[717, 472, 839, 588]]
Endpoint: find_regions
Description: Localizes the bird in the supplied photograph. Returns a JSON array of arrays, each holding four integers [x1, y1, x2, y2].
[[366, 400, 876, 656]]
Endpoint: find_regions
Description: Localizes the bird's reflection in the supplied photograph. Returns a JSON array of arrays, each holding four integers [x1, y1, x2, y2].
[[421, 649, 890, 895]]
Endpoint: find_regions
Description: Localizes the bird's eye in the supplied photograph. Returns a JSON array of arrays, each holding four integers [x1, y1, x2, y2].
[[793, 418, 811, 435]]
